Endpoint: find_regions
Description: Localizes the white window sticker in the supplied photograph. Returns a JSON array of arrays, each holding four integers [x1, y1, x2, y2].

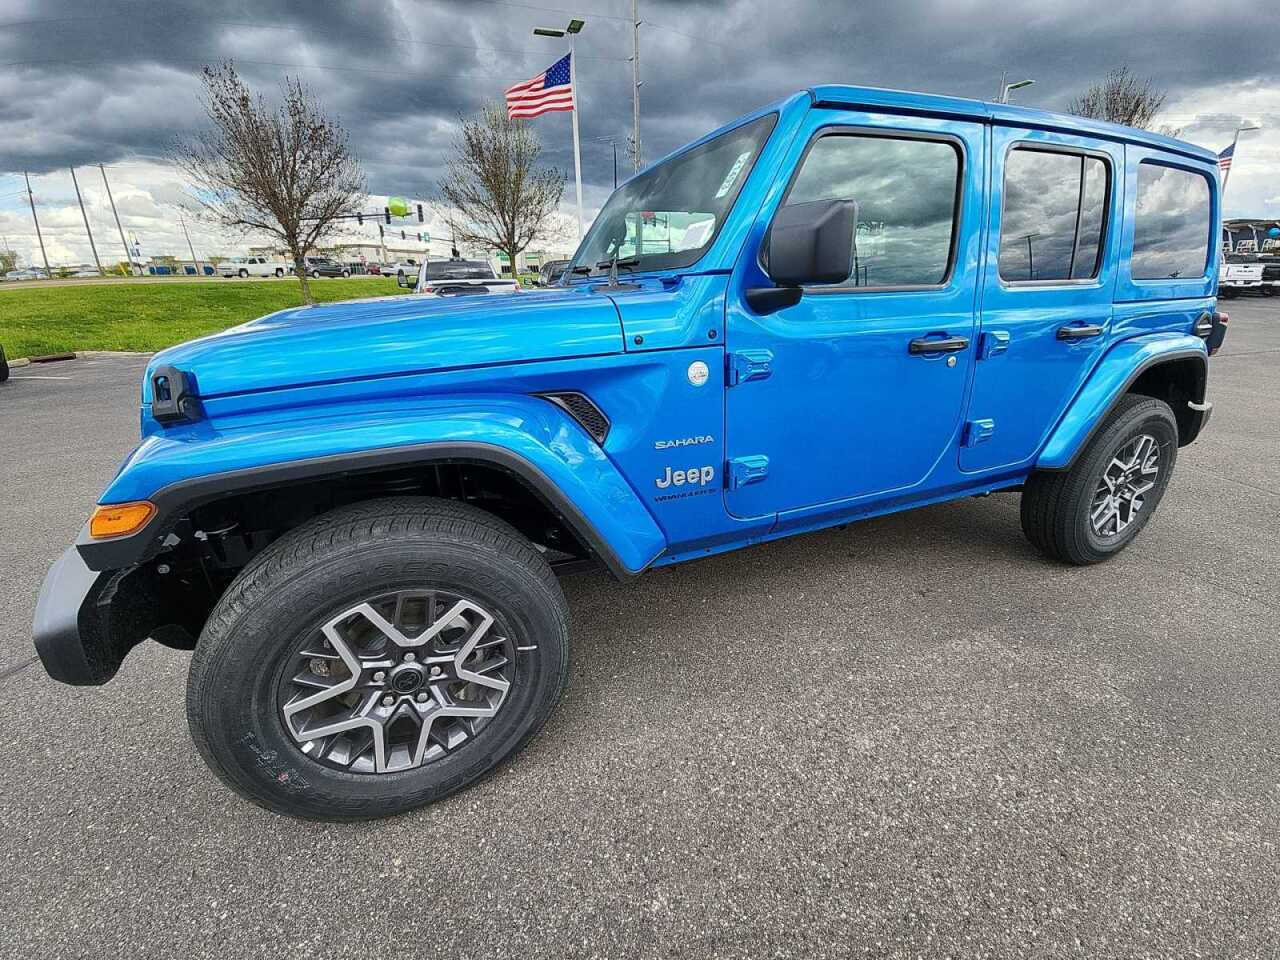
[[714, 151, 753, 199]]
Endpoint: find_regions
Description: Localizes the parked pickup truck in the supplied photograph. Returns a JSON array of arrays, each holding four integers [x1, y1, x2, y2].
[[1218, 259, 1264, 298], [219, 256, 287, 278], [398, 257, 521, 297], [33, 85, 1227, 821]]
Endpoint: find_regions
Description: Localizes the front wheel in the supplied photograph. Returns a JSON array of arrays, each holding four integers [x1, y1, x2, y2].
[[275, 268, 284, 278], [1021, 394, 1178, 565], [341, 269, 350, 277], [186, 497, 570, 820], [238, 268, 248, 278], [309, 270, 320, 278]]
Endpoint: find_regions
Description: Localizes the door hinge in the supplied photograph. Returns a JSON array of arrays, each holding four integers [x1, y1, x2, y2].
[[979, 330, 1010, 360], [963, 419, 995, 447], [726, 455, 770, 490], [726, 349, 773, 386]]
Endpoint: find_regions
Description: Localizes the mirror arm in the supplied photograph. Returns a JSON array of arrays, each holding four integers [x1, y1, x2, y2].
[[744, 285, 803, 315]]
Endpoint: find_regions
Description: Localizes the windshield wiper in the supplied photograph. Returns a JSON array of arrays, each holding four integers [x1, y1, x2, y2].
[[595, 256, 640, 271]]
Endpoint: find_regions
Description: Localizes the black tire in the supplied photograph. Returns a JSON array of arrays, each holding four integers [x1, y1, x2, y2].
[[0, 344, 9, 383], [1219, 287, 1238, 299], [186, 497, 570, 820], [238, 268, 249, 278], [275, 268, 284, 278], [341, 269, 350, 277], [1261, 285, 1276, 297], [310, 269, 320, 278], [1020, 394, 1178, 565]]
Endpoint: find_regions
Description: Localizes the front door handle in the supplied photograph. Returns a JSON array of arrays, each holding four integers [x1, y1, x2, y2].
[[909, 334, 970, 355], [1056, 323, 1105, 341]]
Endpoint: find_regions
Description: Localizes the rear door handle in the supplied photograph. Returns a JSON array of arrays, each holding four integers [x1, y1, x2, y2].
[[909, 335, 970, 355], [1056, 323, 1105, 341]]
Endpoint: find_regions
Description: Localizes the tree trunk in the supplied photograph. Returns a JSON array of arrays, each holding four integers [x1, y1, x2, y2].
[[291, 250, 314, 304]]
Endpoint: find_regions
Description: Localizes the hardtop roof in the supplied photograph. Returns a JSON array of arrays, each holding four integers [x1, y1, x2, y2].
[[806, 84, 1217, 165]]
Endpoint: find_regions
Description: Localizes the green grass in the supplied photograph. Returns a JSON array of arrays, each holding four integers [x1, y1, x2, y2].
[[0, 277, 403, 358]]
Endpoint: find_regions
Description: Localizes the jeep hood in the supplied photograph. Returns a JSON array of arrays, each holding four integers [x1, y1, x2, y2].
[[143, 287, 623, 401]]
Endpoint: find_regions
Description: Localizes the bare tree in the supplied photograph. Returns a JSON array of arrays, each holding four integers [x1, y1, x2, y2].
[[1067, 65, 1169, 131], [436, 103, 565, 276], [175, 62, 366, 303]]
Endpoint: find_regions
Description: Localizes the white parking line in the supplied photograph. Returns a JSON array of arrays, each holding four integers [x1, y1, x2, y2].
[[10, 375, 72, 380]]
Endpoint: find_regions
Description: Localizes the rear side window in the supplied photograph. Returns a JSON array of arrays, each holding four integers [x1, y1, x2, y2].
[[999, 148, 1110, 283], [1131, 163, 1211, 280], [782, 133, 961, 288]]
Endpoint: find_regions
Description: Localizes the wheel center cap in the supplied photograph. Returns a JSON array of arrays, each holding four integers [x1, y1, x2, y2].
[[390, 664, 425, 694]]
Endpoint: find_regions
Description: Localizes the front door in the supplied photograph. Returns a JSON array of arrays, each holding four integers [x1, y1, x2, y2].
[[724, 110, 985, 521], [960, 127, 1122, 473]]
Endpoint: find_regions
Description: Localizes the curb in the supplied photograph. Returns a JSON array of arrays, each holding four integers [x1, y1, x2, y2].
[[3, 350, 153, 365], [75, 351, 153, 359], [8, 356, 30, 369]]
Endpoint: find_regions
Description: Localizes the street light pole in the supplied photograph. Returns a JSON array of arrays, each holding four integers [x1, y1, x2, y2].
[[99, 164, 132, 276], [69, 166, 104, 275], [23, 171, 51, 278], [592, 136, 618, 188], [999, 74, 1035, 104], [631, 0, 642, 171]]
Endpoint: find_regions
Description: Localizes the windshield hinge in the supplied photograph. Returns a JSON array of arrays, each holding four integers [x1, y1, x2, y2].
[[726, 349, 774, 386]]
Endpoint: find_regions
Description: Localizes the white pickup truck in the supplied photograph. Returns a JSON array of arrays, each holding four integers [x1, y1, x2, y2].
[[397, 258, 521, 297], [1219, 260, 1264, 298], [219, 256, 287, 278]]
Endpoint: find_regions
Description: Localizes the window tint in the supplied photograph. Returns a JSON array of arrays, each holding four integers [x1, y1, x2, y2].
[[999, 149, 1110, 282], [782, 134, 960, 288], [1131, 163, 1211, 280]]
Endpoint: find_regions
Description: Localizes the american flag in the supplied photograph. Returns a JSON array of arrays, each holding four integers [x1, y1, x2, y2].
[[1218, 143, 1234, 173], [505, 53, 574, 120]]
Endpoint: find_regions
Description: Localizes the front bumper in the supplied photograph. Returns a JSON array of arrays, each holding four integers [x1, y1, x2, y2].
[[33, 547, 202, 686], [33, 547, 109, 685]]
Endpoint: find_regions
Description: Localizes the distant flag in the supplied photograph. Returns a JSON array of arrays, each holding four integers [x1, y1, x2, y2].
[[1218, 143, 1234, 174], [505, 53, 574, 120]]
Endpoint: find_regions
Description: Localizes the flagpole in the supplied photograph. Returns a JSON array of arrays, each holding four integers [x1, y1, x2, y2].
[[1221, 128, 1240, 195], [569, 42, 584, 239]]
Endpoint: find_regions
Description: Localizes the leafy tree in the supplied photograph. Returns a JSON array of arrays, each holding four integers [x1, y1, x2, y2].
[[175, 62, 366, 303], [0, 250, 18, 275], [436, 103, 566, 276], [1067, 65, 1169, 131]]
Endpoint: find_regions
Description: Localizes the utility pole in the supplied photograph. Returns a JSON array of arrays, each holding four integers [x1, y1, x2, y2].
[[99, 164, 133, 276], [69, 166, 103, 274], [24, 171, 51, 277], [631, 0, 642, 171], [179, 214, 201, 276]]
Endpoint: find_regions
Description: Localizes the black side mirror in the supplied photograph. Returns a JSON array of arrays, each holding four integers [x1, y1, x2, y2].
[[747, 198, 856, 314]]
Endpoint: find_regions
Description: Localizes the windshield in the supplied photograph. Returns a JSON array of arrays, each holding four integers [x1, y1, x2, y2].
[[567, 113, 776, 277], [425, 260, 496, 280]]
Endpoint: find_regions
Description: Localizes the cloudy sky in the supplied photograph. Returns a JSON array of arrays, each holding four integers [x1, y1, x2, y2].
[[1, 0, 1278, 268]]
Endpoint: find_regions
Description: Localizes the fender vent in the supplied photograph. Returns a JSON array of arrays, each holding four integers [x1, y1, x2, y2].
[[537, 391, 611, 444]]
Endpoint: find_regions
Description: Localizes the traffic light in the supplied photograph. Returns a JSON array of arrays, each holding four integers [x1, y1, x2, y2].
[[400, 230, 405, 240], [417, 233, 422, 242], [378, 224, 384, 238], [384, 207, 391, 224], [356, 212, 363, 225], [417, 204, 424, 223]]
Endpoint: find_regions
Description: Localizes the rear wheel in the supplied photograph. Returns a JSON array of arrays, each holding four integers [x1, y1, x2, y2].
[[1021, 394, 1178, 565], [238, 268, 248, 278], [275, 268, 284, 278], [186, 497, 570, 820], [310, 269, 320, 278], [341, 269, 350, 277]]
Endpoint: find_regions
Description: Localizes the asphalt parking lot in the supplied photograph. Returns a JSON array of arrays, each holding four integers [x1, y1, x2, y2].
[[2, 301, 1278, 958]]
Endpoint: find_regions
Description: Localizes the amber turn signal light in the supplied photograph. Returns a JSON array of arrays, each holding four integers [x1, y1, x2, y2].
[[88, 501, 155, 539]]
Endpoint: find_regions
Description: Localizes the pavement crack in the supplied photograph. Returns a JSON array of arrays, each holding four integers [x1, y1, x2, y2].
[[0, 655, 38, 684]]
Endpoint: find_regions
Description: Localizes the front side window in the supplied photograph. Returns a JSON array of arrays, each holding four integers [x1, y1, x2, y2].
[[566, 113, 777, 277], [425, 260, 496, 281], [780, 133, 960, 288], [1131, 162, 1211, 280], [999, 148, 1110, 282]]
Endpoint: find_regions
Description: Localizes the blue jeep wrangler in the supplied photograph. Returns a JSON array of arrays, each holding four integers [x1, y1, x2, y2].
[[33, 86, 1227, 820]]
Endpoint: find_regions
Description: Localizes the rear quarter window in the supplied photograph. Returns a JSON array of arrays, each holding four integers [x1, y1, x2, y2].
[[1131, 162, 1211, 280]]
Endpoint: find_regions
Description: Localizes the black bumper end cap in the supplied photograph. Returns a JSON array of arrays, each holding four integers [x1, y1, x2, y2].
[[32, 547, 104, 686]]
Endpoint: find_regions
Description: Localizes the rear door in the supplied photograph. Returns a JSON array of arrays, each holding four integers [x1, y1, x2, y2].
[[960, 127, 1122, 472], [724, 109, 985, 521]]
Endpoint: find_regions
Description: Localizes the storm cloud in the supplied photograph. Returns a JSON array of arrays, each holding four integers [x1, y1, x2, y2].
[[1, 0, 1278, 266]]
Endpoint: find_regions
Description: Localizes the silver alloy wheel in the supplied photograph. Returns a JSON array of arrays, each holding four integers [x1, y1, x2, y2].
[[1090, 433, 1160, 537], [277, 590, 514, 774]]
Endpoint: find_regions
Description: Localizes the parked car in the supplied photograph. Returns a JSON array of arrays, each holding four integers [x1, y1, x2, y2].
[[381, 259, 420, 280], [303, 256, 349, 278], [1218, 258, 1264, 298], [219, 256, 287, 279], [366, 263, 383, 276], [33, 85, 1227, 821], [71, 269, 101, 278], [397, 257, 521, 297], [535, 259, 571, 286], [6, 268, 47, 281]]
